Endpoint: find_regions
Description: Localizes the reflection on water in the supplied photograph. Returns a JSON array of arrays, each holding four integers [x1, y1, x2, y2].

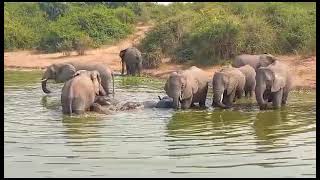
[[4, 71, 316, 178]]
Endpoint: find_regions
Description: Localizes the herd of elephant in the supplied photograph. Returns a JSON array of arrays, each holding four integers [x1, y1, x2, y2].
[[40, 47, 293, 115]]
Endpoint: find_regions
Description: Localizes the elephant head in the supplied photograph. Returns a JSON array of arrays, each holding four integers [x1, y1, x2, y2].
[[255, 67, 286, 110], [41, 63, 76, 93], [89, 70, 106, 96], [258, 53, 277, 69], [212, 71, 238, 109], [164, 72, 197, 109]]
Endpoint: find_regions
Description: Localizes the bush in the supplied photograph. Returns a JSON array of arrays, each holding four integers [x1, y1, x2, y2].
[[142, 49, 162, 69], [138, 2, 316, 67], [5, 2, 136, 53], [74, 35, 94, 55]]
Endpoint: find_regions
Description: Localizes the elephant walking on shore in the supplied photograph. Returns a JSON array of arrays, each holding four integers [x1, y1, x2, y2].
[[61, 70, 106, 115], [164, 66, 209, 109], [212, 67, 246, 109], [41, 62, 114, 96], [255, 61, 292, 110], [119, 47, 143, 76]]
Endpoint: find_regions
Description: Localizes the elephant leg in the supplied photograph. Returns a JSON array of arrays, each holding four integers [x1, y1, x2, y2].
[[137, 62, 142, 76], [181, 98, 193, 109], [226, 91, 236, 107], [126, 64, 130, 75], [282, 89, 289, 105], [272, 89, 283, 109], [199, 86, 208, 107]]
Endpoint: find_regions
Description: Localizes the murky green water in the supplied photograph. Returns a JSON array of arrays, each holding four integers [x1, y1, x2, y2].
[[4, 70, 316, 178]]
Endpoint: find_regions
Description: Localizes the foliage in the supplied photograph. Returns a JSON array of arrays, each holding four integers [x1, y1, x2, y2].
[[4, 2, 135, 54], [138, 2, 316, 66]]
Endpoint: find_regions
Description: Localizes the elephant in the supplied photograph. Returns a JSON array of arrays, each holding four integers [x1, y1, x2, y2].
[[61, 70, 106, 115], [41, 62, 114, 96], [164, 66, 209, 109], [255, 60, 292, 110], [119, 47, 143, 76], [142, 96, 174, 108], [212, 67, 246, 109], [238, 65, 256, 97], [232, 53, 277, 71]]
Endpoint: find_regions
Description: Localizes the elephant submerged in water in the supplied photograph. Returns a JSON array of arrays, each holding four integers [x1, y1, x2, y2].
[[255, 60, 293, 110], [119, 47, 143, 76], [41, 62, 114, 96]]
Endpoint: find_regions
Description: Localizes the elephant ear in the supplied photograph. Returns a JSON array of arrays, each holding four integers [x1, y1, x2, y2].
[[57, 64, 76, 82], [181, 76, 198, 100], [119, 49, 127, 59], [90, 71, 101, 95], [223, 73, 237, 95], [271, 74, 285, 92]]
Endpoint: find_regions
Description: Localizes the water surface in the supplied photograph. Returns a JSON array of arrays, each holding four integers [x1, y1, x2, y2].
[[4, 70, 316, 178]]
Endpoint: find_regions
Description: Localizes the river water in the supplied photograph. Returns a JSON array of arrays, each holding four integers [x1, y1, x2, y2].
[[4, 70, 316, 178]]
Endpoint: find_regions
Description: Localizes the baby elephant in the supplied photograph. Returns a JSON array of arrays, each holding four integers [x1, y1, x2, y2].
[[61, 70, 106, 115]]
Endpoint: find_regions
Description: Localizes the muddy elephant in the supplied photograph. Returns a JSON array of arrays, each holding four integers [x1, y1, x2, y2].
[[232, 53, 277, 71], [61, 70, 107, 115], [41, 62, 114, 96], [164, 66, 209, 109], [238, 65, 256, 97], [212, 67, 245, 109], [119, 47, 143, 76], [255, 61, 292, 110]]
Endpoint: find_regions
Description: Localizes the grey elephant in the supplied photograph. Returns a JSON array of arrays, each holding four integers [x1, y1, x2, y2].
[[212, 67, 245, 109], [141, 96, 174, 108], [61, 70, 106, 115], [119, 47, 143, 76], [232, 53, 277, 71], [164, 66, 209, 109], [238, 65, 256, 97], [255, 60, 292, 110], [41, 62, 114, 96]]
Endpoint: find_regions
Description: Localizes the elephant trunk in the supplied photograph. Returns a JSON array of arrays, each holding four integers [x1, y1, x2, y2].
[[255, 82, 267, 110], [41, 72, 51, 93], [213, 90, 227, 109], [172, 96, 180, 109]]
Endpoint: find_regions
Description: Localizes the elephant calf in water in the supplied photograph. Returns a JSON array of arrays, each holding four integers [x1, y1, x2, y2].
[[61, 70, 107, 115]]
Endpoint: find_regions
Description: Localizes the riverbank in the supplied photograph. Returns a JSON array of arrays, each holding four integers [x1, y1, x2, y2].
[[4, 24, 316, 90]]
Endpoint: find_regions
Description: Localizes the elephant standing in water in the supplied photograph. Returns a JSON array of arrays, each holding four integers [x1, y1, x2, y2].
[[119, 47, 143, 76], [61, 70, 106, 115], [232, 53, 277, 70], [164, 66, 209, 109], [41, 62, 114, 96], [212, 67, 245, 109], [238, 65, 256, 97], [255, 61, 292, 110]]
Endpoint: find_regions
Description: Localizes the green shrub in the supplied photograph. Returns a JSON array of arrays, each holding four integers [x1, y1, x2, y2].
[[74, 35, 94, 55]]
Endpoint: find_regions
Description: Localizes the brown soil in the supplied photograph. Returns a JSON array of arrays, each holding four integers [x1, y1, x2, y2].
[[4, 24, 316, 90]]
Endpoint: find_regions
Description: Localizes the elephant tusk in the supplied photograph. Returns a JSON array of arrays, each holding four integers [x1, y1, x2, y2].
[[220, 93, 223, 103], [41, 78, 47, 82]]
